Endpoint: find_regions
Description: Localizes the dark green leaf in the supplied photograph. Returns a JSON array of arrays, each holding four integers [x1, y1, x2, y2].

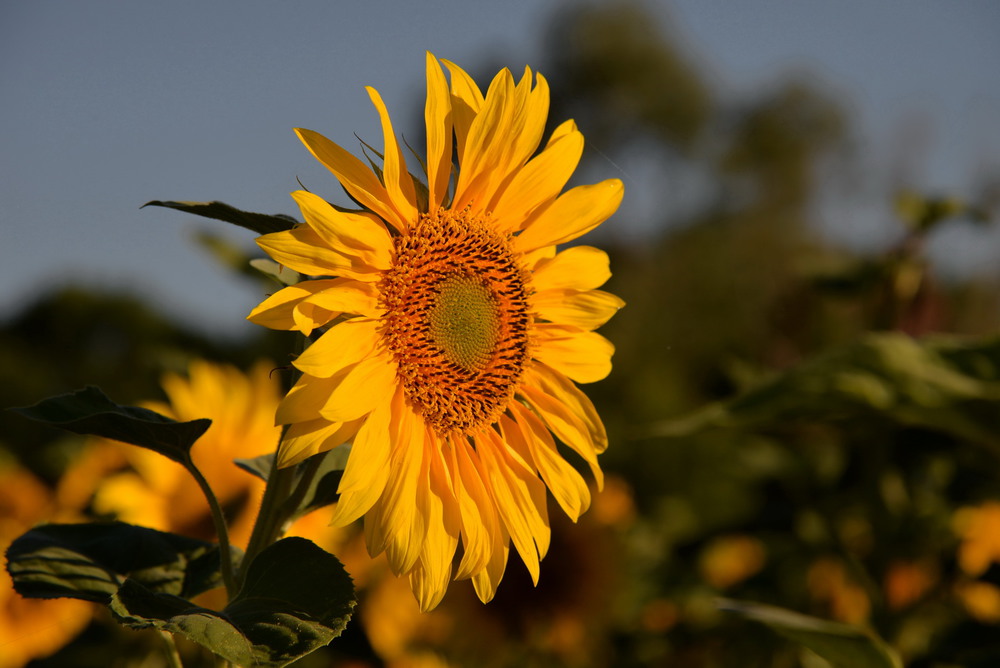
[[11, 386, 209, 465], [235, 452, 275, 483], [111, 580, 255, 664], [719, 599, 901, 668], [110, 537, 355, 667], [6, 522, 238, 603], [143, 200, 298, 235], [293, 446, 351, 517]]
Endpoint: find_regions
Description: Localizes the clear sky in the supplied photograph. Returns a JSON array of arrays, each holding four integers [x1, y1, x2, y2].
[[3, 0, 999, 336]]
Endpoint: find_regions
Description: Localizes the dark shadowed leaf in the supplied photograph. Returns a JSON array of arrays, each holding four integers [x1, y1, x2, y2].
[[235, 452, 275, 483], [143, 200, 298, 235], [110, 537, 355, 667], [293, 446, 351, 517], [237, 447, 351, 516], [719, 599, 901, 668], [6, 522, 239, 603], [11, 386, 209, 465]]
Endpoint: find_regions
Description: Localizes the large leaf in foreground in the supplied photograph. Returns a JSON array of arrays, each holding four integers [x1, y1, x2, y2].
[[12, 386, 209, 465], [143, 200, 298, 235], [719, 599, 901, 668], [111, 537, 356, 668], [6, 522, 236, 603]]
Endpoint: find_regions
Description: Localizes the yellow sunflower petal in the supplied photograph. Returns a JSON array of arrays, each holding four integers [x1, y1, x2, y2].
[[375, 398, 427, 575], [298, 278, 381, 318], [247, 283, 322, 330], [474, 428, 550, 585], [319, 351, 398, 423], [441, 59, 485, 161], [295, 127, 409, 233], [424, 53, 453, 213], [289, 277, 382, 336], [490, 121, 583, 232], [451, 435, 500, 581], [275, 374, 337, 426], [256, 226, 357, 278], [534, 288, 625, 330], [277, 418, 361, 468], [329, 392, 394, 526], [505, 403, 591, 521], [506, 69, 550, 180], [517, 383, 605, 490], [527, 362, 609, 453], [533, 324, 615, 383], [290, 190, 393, 268], [410, 443, 461, 612], [291, 298, 340, 337], [545, 116, 578, 146], [453, 67, 515, 212], [366, 86, 418, 225], [531, 245, 611, 292], [292, 317, 381, 378], [514, 178, 625, 253], [471, 523, 510, 604]]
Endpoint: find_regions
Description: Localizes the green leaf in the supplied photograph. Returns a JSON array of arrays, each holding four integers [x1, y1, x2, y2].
[[143, 200, 298, 235], [110, 537, 356, 667], [719, 599, 902, 668], [235, 452, 275, 483], [237, 448, 351, 516], [6, 522, 239, 603], [11, 386, 209, 465], [292, 446, 351, 518]]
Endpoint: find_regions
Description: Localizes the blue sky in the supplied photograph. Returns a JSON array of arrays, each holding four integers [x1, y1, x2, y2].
[[3, 0, 998, 336]]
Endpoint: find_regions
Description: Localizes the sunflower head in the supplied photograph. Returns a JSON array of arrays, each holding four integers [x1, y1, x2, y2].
[[249, 53, 623, 611]]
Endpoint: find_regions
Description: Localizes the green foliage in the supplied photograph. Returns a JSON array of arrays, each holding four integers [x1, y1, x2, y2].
[[143, 200, 298, 236], [720, 599, 902, 668], [13, 386, 210, 466], [235, 446, 350, 518], [656, 332, 1000, 449], [110, 537, 356, 668], [6, 522, 236, 603]]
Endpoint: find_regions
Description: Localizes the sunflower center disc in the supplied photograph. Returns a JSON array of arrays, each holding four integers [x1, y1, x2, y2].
[[379, 209, 531, 435], [428, 276, 500, 371]]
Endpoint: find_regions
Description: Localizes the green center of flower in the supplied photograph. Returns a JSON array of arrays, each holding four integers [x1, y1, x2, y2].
[[428, 276, 501, 371]]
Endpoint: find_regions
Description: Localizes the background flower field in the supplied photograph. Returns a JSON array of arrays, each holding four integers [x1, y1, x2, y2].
[[3, 2, 1000, 667]]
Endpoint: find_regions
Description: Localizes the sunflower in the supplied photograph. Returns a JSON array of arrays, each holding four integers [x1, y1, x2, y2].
[[249, 53, 624, 611]]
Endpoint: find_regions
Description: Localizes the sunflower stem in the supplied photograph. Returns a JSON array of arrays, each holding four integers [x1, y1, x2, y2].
[[237, 425, 295, 587], [187, 460, 237, 599]]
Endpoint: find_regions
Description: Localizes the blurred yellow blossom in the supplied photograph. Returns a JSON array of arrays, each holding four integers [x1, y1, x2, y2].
[[698, 534, 767, 590], [0, 465, 93, 668], [956, 581, 1000, 623], [884, 559, 937, 611], [83, 360, 347, 557], [953, 501, 1000, 577], [88, 360, 283, 548], [807, 557, 870, 625]]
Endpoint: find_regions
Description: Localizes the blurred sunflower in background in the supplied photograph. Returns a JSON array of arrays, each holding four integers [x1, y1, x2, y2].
[[82, 361, 282, 548], [0, 466, 93, 668], [78, 360, 346, 556], [248, 52, 624, 610]]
